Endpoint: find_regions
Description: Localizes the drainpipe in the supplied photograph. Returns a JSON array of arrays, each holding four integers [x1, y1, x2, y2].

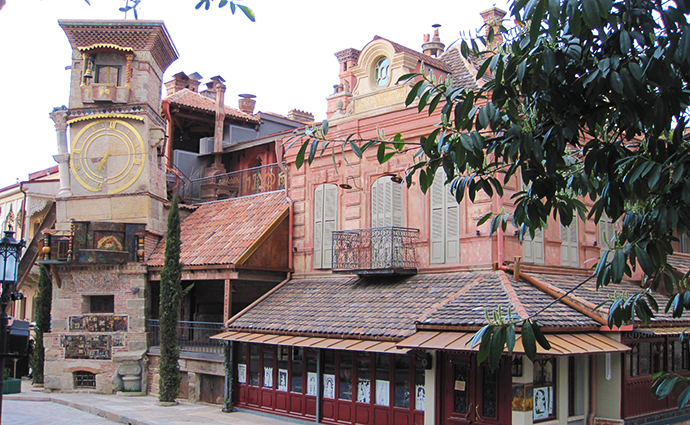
[[162, 99, 173, 168], [223, 340, 234, 412], [276, 140, 294, 271], [587, 355, 597, 425], [497, 188, 504, 266]]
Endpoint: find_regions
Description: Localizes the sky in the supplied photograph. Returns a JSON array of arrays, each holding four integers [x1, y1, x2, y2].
[[0, 0, 510, 189]]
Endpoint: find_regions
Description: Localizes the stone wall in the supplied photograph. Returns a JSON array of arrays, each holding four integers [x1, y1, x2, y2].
[[44, 263, 148, 393], [147, 353, 225, 403]]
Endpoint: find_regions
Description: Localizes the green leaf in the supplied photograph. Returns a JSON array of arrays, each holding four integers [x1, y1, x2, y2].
[[237, 4, 255, 21], [377, 143, 386, 164], [406, 80, 424, 106], [308, 138, 318, 164], [295, 141, 309, 169], [477, 325, 495, 365], [350, 141, 362, 158], [521, 320, 537, 361], [506, 324, 516, 354], [610, 71, 624, 93], [678, 385, 690, 408], [655, 375, 679, 399], [321, 119, 329, 136], [489, 327, 507, 371], [531, 320, 551, 350]]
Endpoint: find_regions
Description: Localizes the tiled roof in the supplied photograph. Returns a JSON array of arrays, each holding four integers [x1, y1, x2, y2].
[[228, 270, 605, 340], [372, 36, 452, 72], [164, 89, 260, 123], [148, 191, 288, 267], [526, 272, 690, 325], [438, 46, 484, 90], [668, 254, 690, 273]]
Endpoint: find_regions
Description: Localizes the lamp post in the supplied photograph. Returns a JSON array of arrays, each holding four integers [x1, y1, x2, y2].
[[0, 229, 25, 424]]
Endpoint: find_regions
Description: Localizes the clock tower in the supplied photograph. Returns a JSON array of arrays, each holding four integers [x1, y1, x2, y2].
[[42, 20, 178, 394], [55, 20, 178, 234]]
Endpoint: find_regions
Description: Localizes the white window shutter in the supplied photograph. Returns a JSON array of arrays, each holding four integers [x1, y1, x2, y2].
[[372, 179, 382, 228], [560, 221, 579, 267], [524, 229, 545, 265], [392, 180, 403, 227], [322, 184, 337, 268], [372, 177, 403, 228], [430, 170, 445, 264], [313, 184, 324, 269], [446, 198, 460, 263]]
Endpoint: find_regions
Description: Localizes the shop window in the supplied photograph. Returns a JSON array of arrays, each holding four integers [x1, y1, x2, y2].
[[323, 351, 336, 399], [482, 365, 499, 418], [74, 371, 96, 389], [533, 358, 556, 422], [314, 184, 337, 269], [672, 340, 690, 371], [249, 344, 260, 386], [394, 355, 410, 408], [306, 352, 318, 396], [86, 295, 114, 313], [357, 357, 372, 403], [430, 168, 460, 264], [237, 343, 247, 384], [414, 362, 425, 411], [263, 349, 274, 388], [277, 346, 288, 392], [339, 352, 353, 400], [568, 356, 585, 418], [375, 354, 390, 406], [291, 347, 303, 393]]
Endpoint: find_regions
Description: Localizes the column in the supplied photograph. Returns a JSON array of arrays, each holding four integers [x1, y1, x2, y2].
[[49, 106, 71, 198]]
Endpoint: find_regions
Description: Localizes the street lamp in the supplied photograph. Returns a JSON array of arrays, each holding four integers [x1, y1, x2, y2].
[[0, 229, 25, 423]]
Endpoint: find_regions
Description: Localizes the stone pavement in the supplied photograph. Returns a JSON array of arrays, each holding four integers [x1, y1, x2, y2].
[[4, 379, 311, 425]]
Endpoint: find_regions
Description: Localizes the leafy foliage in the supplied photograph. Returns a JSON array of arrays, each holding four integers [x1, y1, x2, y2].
[[195, 0, 255, 21], [288, 0, 690, 405], [158, 194, 183, 403], [31, 264, 52, 385]]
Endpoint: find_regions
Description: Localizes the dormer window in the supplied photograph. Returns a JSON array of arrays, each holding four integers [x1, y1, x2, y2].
[[78, 45, 133, 103], [375, 57, 390, 87]]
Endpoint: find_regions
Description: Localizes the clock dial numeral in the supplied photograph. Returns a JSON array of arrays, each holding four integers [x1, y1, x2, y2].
[[133, 158, 142, 165], [73, 163, 81, 171]]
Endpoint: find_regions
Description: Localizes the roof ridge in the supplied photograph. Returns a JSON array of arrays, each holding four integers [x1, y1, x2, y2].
[[521, 272, 608, 325], [497, 270, 530, 320]]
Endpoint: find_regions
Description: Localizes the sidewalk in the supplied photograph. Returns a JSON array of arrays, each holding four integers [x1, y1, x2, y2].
[[6, 379, 311, 425]]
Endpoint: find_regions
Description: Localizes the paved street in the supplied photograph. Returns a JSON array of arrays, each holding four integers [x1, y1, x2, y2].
[[5, 399, 119, 425], [3, 379, 307, 425]]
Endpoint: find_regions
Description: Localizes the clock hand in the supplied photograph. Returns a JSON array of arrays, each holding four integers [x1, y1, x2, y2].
[[97, 151, 110, 173]]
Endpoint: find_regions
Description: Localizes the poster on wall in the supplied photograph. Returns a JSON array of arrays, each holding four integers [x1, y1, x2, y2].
[[238, 364, 247, 384], [307, 372, 318, 396], [323, 374, 336, 399], [415, 384, 425, 411], [357, 379, 371, 403], [376, 380, 390, 406], [533, 386, 553, 420], [263, 367, 273, 388], [278, 369, 288, 392]]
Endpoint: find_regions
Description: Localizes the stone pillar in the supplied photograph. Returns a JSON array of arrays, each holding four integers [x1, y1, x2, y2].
[[112, 350, 147, 394], [49, 106, 72, 198]]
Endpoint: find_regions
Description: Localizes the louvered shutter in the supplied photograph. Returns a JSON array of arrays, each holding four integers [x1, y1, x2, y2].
[[372, 179, 383, 227], [392, 180, 403, 227], [446, 192, 460, 263], [523, 229, 545, 265], [598, 217, 615, 250], [322, 184, 337, 268], [560, 221, 579, 267], [430, 170, 446, 264], [372, 177, 403, 227], [313, 184, 324, 269]]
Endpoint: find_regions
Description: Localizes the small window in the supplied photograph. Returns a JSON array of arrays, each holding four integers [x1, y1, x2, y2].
[[96, 65, 120, 85], [375, 57, 390, 87], [88, 295, 114, 313], [74, 371, 96, 389], [533, 358, 556, 422], [57, 239, 69, 260]]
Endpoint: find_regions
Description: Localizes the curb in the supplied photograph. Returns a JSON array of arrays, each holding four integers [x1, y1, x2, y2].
[[6, 395, 148, 425]]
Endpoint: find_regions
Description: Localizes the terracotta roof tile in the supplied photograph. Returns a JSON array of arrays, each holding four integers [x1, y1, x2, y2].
[[148, 191, 288, 267], [372, 36, 452, 72], [229, 270, 603, 340], [164, 89, 260, 123], [668, 254, 690, 273]]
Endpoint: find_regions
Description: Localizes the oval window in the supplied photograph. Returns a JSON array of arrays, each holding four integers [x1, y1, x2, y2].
[[375, 57, 390, 87]]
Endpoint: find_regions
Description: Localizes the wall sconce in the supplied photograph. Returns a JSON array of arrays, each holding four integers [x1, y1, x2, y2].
[[511, 355, 523, 377], [383, 173, 403, 183], [339, 176, 362, 191], [476, 230, 481, 236], [593, 241, 598, 247], [514, 230, 519, 237]]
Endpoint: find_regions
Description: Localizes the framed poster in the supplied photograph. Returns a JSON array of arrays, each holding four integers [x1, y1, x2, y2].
[[376, 380, 390, 406], [238, 364, 247, 384], [307, 372, 318, 396], [533, 386, 553, 420], [263, 367, 273, 388], [357, 378, 371, 403], [323, 374, 335, 399], [415, 384, 425, 411], [278, 369, 288, 392]]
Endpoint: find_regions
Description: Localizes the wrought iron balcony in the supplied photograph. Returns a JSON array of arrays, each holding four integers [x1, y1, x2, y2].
[[332, 227, 419, 275], [146, 319, 224, 357]]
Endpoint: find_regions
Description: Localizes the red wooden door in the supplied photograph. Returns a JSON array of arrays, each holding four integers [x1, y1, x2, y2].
[[442, 353, 510, 425]]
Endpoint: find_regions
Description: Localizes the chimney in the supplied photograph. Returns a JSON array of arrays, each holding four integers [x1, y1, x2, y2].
[[212, 76, 226, 154], [287, 109, 314, 124], [238, 94, 256, 115], [480, 7, 507, 47], [164, 72, 203, 96], [422, 24, 445, 57]]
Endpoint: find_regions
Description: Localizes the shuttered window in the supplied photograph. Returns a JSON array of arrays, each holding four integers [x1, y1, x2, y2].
[[682, 233, 690, 254], [430, 169, 460, 264], [560, 220, 579, 267], [371, 177, 403, 228], [314, 184, 338, 269], [523, 229, 545, 265]]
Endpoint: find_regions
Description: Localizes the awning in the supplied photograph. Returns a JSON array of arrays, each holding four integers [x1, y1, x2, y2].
[[397, 331, 630, 356], [211, 331, 409, 354]]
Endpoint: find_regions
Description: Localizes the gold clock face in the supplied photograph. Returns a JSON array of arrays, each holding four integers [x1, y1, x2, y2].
[[70, 119, 146, 194]]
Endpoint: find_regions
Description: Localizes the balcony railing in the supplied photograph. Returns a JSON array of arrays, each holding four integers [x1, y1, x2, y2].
[[332, 227, 419, 275], [147, 320, 225, 355], [169, 163, 286, 204]]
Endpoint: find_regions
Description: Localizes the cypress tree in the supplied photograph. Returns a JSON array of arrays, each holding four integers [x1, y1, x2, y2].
[[158, 194, 182, 402], [32, 264, 52, 385]]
